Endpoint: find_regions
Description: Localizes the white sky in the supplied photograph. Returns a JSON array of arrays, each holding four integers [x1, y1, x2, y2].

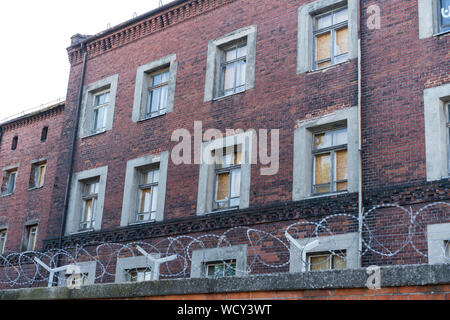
[[0, 0, 163, 121]]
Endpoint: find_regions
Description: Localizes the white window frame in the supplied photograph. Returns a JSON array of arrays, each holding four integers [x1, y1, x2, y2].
[[132, 54, 178, 122], [1, 166, 18, 197], [293, 107, 359, 200], [196, 132, 254, 215], [289, 232, 359, 273], [297, 0, 358, 74], [121, 152, 169, 226], [423, 83, 450, 181], [29, 158, 48, 190], [0, 228, 7, 255], [204, 25, 257, 102], [79, 75, 118, 138], [22, 223, 39, 252], [66, 166, 108, 235]]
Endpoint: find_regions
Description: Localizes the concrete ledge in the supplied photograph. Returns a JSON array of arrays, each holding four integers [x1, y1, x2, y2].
[[1, 264, 449, 300]]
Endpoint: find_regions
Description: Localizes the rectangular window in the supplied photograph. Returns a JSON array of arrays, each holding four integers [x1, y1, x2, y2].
[[136, 168, 159, 223], [313, 127, 348, 195], [91, 90, 110, 133], [206, 260, 237, 278], [145, 69, 169, 118], [219, 42, 247, 97], [213, 147, 242, 211], [11, 136, 18, 150], [307, 251, 347, 271], [24, 225, 38, 251], [0, 229, 7, 254], [127, 268, 152, 282], [41, 127, 49, 142], [439, 0, 450, 33], [445, 240, 450, 259], [80, 179, 99, 231], [29, 161, 47, 189], [1, 169, 17, 196], [313, 7, 349, 70], [447, 103, 450, 175]]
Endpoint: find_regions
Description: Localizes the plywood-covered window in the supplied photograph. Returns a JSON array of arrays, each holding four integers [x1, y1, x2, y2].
[[145, 69, 169, 118], [313, 127, 348, 195], [29, 161, 47, 189], [307, 251, 346, 271], [136, 168, 159, 223], [213, 147, 242, 211], [313, 7, 349, 70], [79, 179, 99, 231]]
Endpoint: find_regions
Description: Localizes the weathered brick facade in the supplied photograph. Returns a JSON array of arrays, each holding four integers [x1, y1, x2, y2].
[[0, 0, 449, 290]]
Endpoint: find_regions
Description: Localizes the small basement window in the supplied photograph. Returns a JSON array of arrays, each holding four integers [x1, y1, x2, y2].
[[205, 260, 237, 278], [306, 250, 347, 271]]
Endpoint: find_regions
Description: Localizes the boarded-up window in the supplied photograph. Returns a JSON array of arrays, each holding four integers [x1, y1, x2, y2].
[[313, 7, 349, 70], [29, 161, 47, 189], [313, 128, 348, 194]]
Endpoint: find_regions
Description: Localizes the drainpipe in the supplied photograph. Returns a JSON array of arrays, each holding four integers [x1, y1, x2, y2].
[[357, 0, 364, 267], [58, 43, 88, 250]]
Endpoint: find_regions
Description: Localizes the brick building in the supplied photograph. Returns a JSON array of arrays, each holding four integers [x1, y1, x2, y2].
[[0, 0, 449, 294]]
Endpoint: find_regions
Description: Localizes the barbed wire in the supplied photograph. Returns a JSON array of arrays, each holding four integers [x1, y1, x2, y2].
[[0, 201, 448, 289]]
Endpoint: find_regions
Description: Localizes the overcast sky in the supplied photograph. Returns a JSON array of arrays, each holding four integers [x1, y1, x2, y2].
[[0, 0, 163, 121]]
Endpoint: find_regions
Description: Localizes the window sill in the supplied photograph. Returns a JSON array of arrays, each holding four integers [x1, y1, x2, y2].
[[213, 90, 246, 102], [0, 193, 13, 198], [137, 112, 167, 123], [80, 129, 107, 140], [306, 191, 348, 200], [209, 207, 240, 214], [28, 186, 44, 192], [129, 220, 156, 226], [433, 29, 450, 37], [307, 60, 350, 74], [70, 228, 95, 235]]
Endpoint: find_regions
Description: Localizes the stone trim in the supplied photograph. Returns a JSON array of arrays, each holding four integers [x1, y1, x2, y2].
[[297, 0, 358, 74], [423, 83, 450, 181], [120, 151, 169, 225], [190, 244, 248, 278], [427, 222, 450, 264], [1, 264, 449, 300], [79, 75, 119, 139], [293, 106, 360, 200], [204, 25, 257, 102], [65, 166, 108, 235]]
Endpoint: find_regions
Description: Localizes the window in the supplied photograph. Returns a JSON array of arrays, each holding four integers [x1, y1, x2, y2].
[[219, 42, 247, 97], [190, 245, 248, 278], [11, 136, 18, 150], [445, 240, 450, 259], [66, 166, 108, 234], [41, 126, 48, 142], [197, 132, 253, 215], [29, 161, 47, 189], [307, 251, 346, 271], [0, 229, 7, 255], [79, 179, 99, 231], [145, 69, 169, 118], [438, 0, 450, 33], [1, 169, 17, 196], [293, 107, 359, 200], [79, 75, 118, 138], [213, 147, 242, 211], [312, 128, 348, 195], [136, 168, 159, 223], [297, 0, 357, 74], [447, 103, 450, 175], [427, 223, 450, 264], [206, 260, 237, 278], [204, 25, 257, 102], [121, 152, 169, 226], [127, 268, 152, 282], [423, 83, 450, 181], [24, 225, 38, 251], [57, 261, 97, 287], [132, 54, 177, 122], [313, 7, 349, 70], [289, 233, 359, 273], [91, 90, 110, 133]]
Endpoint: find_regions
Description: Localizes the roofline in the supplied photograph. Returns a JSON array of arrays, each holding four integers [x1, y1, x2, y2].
[[69, 0, 188, 49], [0, 100, 65, 127]]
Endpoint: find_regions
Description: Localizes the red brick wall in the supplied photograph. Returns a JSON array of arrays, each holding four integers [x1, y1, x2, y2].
[[136, 285, 450, 300]]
